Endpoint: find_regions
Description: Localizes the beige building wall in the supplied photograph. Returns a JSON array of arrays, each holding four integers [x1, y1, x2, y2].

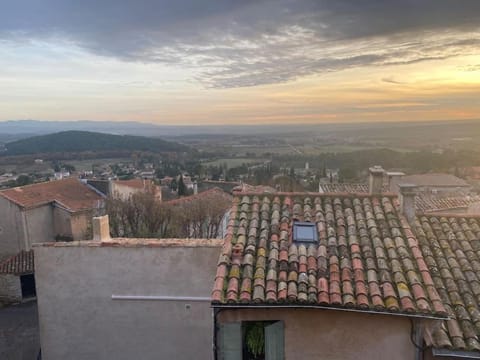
[[34, 239, 221, 360], [110, 182, 141, 200], [53, 207, 93, 241], [0, 196, 26, 259], [110, 181, 161, 201], [218, 308, 421, 360], [70, 211, 93, 240]]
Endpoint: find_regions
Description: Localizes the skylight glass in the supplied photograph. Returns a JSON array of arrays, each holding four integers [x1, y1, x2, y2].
[[293, 222, 318, 243]]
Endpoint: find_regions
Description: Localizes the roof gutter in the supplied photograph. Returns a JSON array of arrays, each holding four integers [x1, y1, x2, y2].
[[432, 348, 480, 359], [211, 303, 447, 321]]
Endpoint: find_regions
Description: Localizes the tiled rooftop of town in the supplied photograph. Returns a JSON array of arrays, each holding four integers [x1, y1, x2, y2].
[[414, 215, 480, 352], [212, 192, 447, 318], [0, 177, 103, 212]]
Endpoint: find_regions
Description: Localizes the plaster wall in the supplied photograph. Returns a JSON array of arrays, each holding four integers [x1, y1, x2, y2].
[[53, 206, 72, 240], [24, 205, 54, 246], [0, 196, 25, 259], [70, 212, 93, 240], [218, 308, 418, 360], [110, 182, 141, 200], [34, 242, 220, 360]]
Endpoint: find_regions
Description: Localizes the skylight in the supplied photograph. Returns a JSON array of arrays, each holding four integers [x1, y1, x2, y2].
[[293, 222, 318, 243]]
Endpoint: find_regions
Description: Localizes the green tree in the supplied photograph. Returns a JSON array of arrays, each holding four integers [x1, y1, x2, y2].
[[177, 175, 188, 196]]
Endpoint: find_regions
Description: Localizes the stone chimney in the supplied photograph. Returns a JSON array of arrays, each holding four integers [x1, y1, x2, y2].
[[386, 171, 406, 192], [368, 166, 385, 195], [398, 184, 417, 223], [193, 181, 198, 195], [92, 215, 110, 242]]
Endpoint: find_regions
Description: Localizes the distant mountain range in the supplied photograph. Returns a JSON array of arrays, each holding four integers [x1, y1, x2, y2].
[[2, 130, 189, 156]]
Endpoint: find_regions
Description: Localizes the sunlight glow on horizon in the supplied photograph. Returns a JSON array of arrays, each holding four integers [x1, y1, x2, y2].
[[1, 40, 480, 125]]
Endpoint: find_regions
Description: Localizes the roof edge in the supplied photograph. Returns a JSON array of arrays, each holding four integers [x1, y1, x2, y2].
[[232, 191, 398, 198], [432, 348, 480, 359], [211, 303, 448, 320]]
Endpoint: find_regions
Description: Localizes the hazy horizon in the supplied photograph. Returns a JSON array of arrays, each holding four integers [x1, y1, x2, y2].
[[1, 1, 480, 125]]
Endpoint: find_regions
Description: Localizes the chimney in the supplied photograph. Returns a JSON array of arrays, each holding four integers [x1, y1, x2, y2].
[[399, 184, 417, 223], [193, 181, 198, 195], [368, 166, 385, 195], [92, 215, 110, 242], [386, 171, 406, 193]]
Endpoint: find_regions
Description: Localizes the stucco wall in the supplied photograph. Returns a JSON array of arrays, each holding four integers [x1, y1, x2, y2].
[[25, 205, 54, 246], [111, 182, 140, 200], [70, 211, 93, 240], [218, 308, 417, 360], [53, 207, 72, 240], [0, 274, 21, 303], [34, 241, 221, 360], [0, 196, 26, 259]]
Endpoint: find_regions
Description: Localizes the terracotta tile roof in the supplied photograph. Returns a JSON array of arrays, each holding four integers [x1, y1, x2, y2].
[[414, 215, 480, 352], [318, 183, 389, 194], [167, 187, 232, 205], [212, 192, 447, 318], [416, 194, 480, 213], [0, 250, 34, 275], [0, 178, 103, 212]]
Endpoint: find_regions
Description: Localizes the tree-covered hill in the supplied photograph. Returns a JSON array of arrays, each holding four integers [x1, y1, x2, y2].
[[2, 131, 189, 156]]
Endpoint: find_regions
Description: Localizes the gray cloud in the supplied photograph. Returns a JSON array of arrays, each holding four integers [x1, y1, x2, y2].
[[2, 1, 480, 87]]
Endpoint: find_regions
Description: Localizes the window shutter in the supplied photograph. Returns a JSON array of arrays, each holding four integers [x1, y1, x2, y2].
[[218, 322, 242, 360], [265, 321, 285, 360]]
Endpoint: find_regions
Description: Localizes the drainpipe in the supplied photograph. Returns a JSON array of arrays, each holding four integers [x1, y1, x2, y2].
[[213, 308, 221, 360], [411, 318, 425, 360]]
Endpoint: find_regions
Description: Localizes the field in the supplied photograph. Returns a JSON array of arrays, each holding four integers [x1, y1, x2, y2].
[[202, 157, 267, 168]]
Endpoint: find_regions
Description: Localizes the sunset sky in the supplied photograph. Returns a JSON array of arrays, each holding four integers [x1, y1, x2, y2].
[[1, 0, 480, 125]]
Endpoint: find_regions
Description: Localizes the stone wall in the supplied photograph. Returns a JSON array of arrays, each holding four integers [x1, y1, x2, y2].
[[0, 274, 21, 303]]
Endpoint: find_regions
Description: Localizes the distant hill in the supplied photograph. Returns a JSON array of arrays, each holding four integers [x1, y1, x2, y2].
[[3, 131, 189, 156]]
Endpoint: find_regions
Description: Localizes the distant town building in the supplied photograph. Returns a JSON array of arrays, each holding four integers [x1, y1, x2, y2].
[[0, 177, 105, 260], [110, 179, 161, 201]]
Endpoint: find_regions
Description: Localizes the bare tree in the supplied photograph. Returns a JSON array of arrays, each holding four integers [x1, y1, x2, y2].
[[106, 187, 231, 239]]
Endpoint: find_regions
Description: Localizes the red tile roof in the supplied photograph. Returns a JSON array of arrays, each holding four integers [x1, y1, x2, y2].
[[318, 183, 388, 194], [414, 215, 480, 352], [0, 178, 103, 212], [212, 193, 447, 318], [0, 250, 34, 275]]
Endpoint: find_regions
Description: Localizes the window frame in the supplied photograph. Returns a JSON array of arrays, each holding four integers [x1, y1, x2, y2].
[[292, 221, 318, 244]]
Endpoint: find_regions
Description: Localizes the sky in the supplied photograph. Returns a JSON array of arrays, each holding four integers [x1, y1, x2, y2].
[[1, 0, 480, 125]]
